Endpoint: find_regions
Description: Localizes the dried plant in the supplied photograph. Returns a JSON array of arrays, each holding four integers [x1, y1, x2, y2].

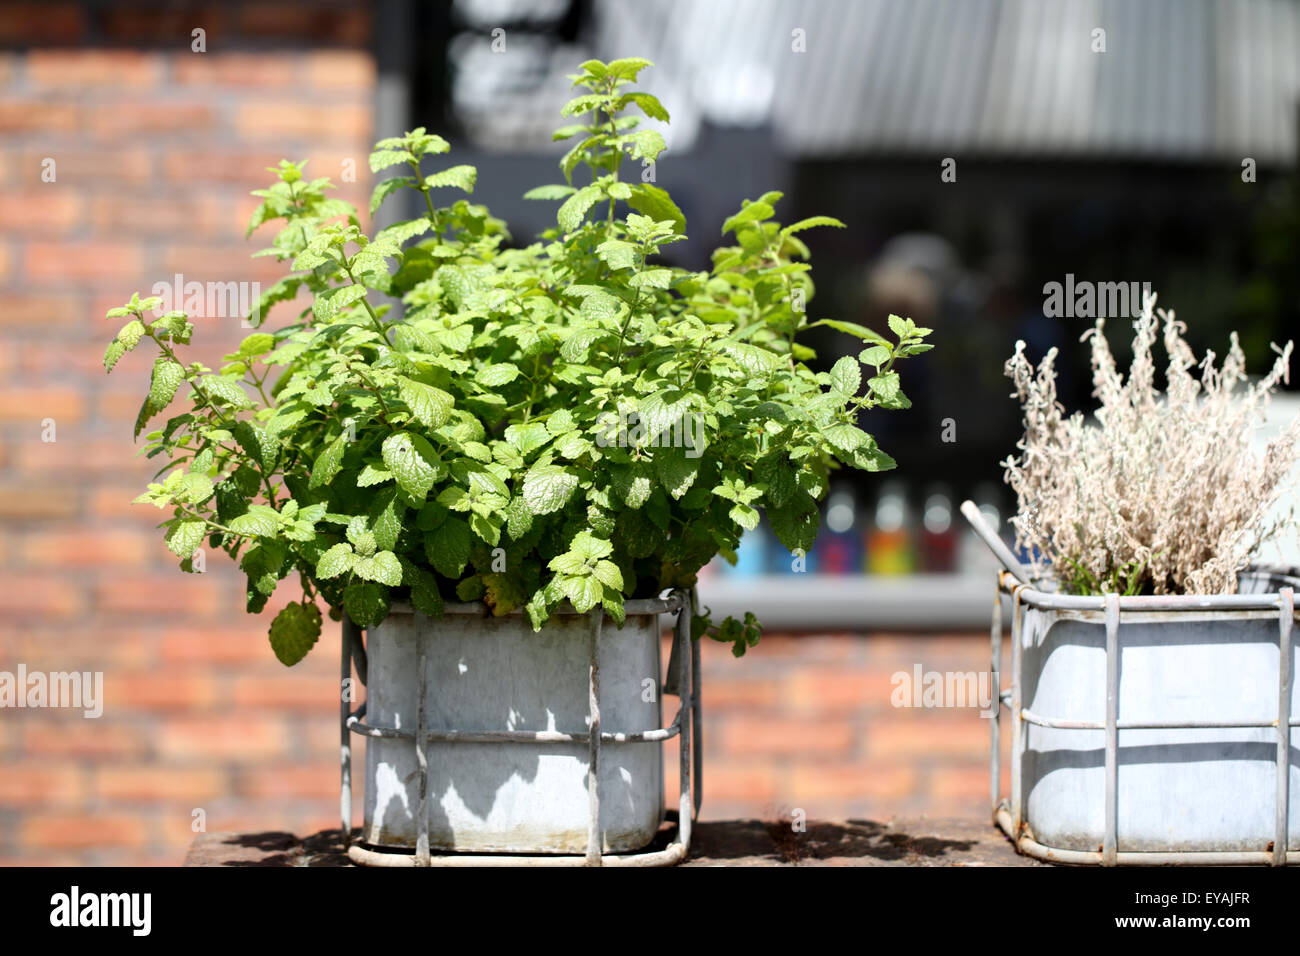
[[1002, 292, 1300, 595]]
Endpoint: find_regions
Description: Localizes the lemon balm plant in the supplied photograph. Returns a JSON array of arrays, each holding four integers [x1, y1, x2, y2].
[[103, 58, 931, 666]]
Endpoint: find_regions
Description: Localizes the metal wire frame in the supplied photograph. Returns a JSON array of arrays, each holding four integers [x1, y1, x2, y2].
[[987, 569, 1297, 866], [338, 589, 702, 867]]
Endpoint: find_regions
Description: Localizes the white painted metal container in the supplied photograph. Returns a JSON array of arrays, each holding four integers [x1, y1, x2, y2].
[[1019, 590, 1300, 854], [361, 603, 664, 854], [963, 500, 1299, 864]]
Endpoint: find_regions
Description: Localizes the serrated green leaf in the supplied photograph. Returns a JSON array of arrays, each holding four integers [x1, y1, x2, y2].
[[522, 465, 579, 515], [269, 601, 322, 667], [316, 542, 354, 579], [310, 435, 347, 489], [426, 516, 472, 579], [397, 376, 454, 429], [382, 431, 442, 501]]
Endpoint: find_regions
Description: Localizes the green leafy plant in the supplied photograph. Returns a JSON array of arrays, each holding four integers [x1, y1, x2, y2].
[[103, 58, 931, 663]]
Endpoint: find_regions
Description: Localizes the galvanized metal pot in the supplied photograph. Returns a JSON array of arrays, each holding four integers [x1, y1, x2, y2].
[[339, 591, 699, 865], [963, 501, 1298, 865]]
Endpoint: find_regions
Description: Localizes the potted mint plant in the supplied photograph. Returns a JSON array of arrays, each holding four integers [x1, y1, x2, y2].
[[103, 58, 931, 861]]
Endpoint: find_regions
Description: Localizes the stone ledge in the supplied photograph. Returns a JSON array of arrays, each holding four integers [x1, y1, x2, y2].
[[185, 817, 1046, 866]]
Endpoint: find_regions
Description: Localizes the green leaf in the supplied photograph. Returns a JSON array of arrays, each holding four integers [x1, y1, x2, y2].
[[370, 176, 414, 214], [316, 542, 354, 579], [229, 505, 280, 537], [557, 184, 603, 233], [149, 358, 185, 409], [476, 363, 520, 387], [859, 345, 891, 367], [522, 465, 579, 515], [397, 376, 454, 429], [425, 164, 477, 192], [721, 200, 774, 236], [627, 183, 685, 234], [354, 550, 402, 586], [238, 332, 275, 357], [780, 216, 846, 237], [166, 519, 207, 558], [232, 421, 279, 472], [310, 435, 347, 489], [199, 375, 253, 409], [655, 446, 699, 500], [524, 184, 576, 200], [268, 602, 322, 667], [426, 516, 472, 578], [382, 431, 442, 501], [591, 559, 623, 590], [342, 581, 389, 629], [564, 575, 603, 614], [829, 355, 861, 396], [814, 319, 889, 344]]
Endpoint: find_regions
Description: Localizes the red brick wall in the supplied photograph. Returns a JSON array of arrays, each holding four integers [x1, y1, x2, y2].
[[0, 2, 376, 865], [0, 3, 1001, 866]]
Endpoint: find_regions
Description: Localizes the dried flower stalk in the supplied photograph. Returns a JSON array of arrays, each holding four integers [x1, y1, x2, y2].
[[1002, 292, 1300, 595]]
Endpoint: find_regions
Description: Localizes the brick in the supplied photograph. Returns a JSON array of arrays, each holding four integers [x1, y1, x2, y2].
[[27, 51, 162, 89], [172, 52, 295, 88], [0, 3, 84, 43], [25, 241, 146, 284], [303, 50, 376, 90], [160, 244, 290, 286], [929, 765, 992, 803], [94, 575, 222, 617], [158, 716, 290, 760], [15, 439, 142, 476], [234, 102, 370, 142], [18, 149, 153, 185], [0, 387, 83, 423], [239, 5, 369, 45], [0, 574, 85, 617], [89, 485, 165, 523], [786, 668, 900, 714], [0, 484, 79, 520], [161, 627, 266, 666], [20, 813, 148, 850], [21, 530, 148, 568], [230, 676, 335, 712], [23, 721, 148, 759], [238, 764, 336, 800], [0, 763, 85, 807], [0, 295, 83, 329], [102, 6, 226, 43], [90, 194, 224, 237], [696, 678, 779, 710], [93, 765, 224, 802], [865, 715, 989, 760], [0, 100, 79, 134], [0, 191, 82, 234], [87, 101, 217, 140], [105, 672, 218, 713], [717, 716, 857, 757], [786, 764, 920, 802]]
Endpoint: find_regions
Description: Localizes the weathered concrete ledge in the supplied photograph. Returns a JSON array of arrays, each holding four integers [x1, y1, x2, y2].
[[185, 817, 1045, 867]]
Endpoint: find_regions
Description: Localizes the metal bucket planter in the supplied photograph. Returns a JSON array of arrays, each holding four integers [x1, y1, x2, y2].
[[962, 502, 1298, 865], [338, 589, 701, 866]]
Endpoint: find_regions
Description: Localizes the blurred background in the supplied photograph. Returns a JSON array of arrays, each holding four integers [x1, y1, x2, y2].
[[1, 0, 1298, 864]]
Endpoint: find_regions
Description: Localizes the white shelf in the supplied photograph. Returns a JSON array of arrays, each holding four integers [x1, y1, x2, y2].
[[696, 573, 1006, 631]]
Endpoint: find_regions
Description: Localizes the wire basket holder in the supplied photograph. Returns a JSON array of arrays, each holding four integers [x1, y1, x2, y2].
[[962, 500, 1298, 865], [338, 588, 702, 867]]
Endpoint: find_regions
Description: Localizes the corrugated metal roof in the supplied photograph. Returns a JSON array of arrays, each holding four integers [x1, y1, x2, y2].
[[587, 0, 1300, 162]]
